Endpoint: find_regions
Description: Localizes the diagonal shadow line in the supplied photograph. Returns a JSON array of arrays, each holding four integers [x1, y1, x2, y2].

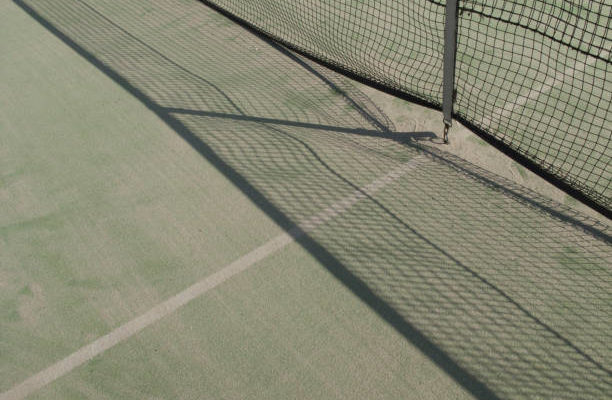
[[166, 107, 434, 165], [165, 105, 611, 242], [268, 41, 395, 133], [73, 0, 245, 116], [14, 1, 501, 398], [255, 122, 612, 378], [78, 0, 394, 136], [414, 145, 612, 243], [163, 107, 434, 140]]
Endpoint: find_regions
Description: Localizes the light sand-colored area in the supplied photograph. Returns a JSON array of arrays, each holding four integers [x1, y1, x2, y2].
[[361, 85, 609, 223]]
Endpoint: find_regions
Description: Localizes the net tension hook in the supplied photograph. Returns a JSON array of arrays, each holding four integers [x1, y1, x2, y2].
[[443, 120, 451, 144]]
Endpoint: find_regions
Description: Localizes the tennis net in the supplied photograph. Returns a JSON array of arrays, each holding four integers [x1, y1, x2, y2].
[[201, 0, 611, 216]]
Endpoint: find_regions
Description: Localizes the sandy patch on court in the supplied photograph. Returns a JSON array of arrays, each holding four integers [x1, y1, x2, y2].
[[359, 84, 607, 223]]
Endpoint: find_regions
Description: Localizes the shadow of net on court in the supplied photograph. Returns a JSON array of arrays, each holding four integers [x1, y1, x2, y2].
[[200, 0, 611, 213], [16, 0, 612, 399]]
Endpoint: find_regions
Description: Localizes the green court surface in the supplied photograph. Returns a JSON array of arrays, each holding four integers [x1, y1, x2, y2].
[[1, 1, 610, 399]]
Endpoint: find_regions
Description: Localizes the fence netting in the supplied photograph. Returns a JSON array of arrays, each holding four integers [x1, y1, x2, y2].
[[202, 0, 611, 213]]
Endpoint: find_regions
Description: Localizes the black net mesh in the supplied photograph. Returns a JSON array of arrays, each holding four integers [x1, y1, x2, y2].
[[202, 0, 611, 214], [202, 0, 447, 107], [455, 0, 611, 212]]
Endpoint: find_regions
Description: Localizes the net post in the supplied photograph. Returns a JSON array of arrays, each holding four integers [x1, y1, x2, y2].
[[442, 0, 459, 144]]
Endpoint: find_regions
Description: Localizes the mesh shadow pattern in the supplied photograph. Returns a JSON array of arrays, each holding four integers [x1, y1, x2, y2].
[[199, 0, 611, 214], [15, 0, 612, 398]]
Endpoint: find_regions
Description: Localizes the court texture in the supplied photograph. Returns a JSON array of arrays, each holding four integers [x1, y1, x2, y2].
[[1, 0, 610, 399]]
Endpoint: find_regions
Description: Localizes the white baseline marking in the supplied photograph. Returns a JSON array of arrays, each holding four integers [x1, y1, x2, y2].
[[1, 155, 426, 400]]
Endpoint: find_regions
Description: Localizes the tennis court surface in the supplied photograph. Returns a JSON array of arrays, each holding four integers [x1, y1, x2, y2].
[[1, 1, 610, 399]]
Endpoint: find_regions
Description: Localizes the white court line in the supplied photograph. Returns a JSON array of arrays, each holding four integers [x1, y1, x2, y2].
[[1, 155, 426, 400], [482, 50, 609, 127]]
